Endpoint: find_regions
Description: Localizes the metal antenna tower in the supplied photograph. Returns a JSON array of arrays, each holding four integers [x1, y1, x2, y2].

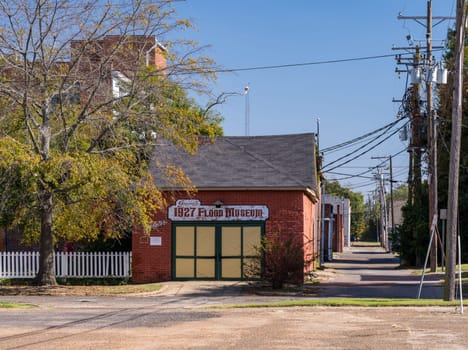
[[244, 84, 250, 136]]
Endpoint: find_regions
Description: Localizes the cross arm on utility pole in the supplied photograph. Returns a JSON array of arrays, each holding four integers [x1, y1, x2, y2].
[[392, 46, 445, 51], [397, 14, 454, 27]]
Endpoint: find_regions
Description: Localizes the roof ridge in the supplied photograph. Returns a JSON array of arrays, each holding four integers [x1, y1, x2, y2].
[[221, 132, 315, 140], [223, 138, 306, 187]]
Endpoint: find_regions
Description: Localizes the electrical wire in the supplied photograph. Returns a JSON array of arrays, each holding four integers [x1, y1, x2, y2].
[[321, 119, 402, 154], [323, 171, 375, 180], [203, 48, 444, 75], [208, 53, 412, 74], [323, 119, 408, 171], [324, 121, 409, 173], [322, 147, 408, 182], [322, 123, 398, 170]]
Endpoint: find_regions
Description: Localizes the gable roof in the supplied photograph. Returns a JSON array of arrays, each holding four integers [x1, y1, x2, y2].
[[151, 133, 318, 193]]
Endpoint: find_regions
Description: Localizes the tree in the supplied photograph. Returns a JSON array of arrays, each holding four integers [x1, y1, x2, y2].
[[392, 184, 429, 266], [0, 1, 220, 285], [391, 184, 408, 202]]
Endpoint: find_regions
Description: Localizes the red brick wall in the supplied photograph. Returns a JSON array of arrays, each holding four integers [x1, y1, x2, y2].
[[333, 205, 344, 253], [132, 190, 317, 283], [153, 46, 167, 76], [324, 203, 344, 256], [302, 194, 317, 275]]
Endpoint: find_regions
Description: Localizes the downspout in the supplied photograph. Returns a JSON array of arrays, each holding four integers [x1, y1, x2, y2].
[[328, 214, 334, 262], [320, 183, 325, 267]]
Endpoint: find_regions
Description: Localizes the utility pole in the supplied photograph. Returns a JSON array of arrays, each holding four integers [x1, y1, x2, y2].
[[393, 46, 423, 210], [412, 47, 423, 211], [373, 190, 380, 243], [389, 155, 395, 250], [407, 144, 414, 206], [381, 172, 388, 250], [426, 0, 438, 272], [397, 3, 453, 271], [375, 168, 388, 250], [371, 156, 395, 250], [444, 0, 466, 302]]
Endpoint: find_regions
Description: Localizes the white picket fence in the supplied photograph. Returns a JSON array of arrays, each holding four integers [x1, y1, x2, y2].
[[0, 251, 132, 278]]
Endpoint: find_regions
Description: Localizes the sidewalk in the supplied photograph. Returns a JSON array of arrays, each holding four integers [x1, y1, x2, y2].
[[317, 243, 444, 299], [157, 280, 248, 298]]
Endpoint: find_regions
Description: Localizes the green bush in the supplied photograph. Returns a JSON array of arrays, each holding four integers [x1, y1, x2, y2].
[[247, 232, 306, 289]]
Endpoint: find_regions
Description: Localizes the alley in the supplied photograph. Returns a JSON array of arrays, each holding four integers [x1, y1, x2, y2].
[[319, 242, 444, 299]]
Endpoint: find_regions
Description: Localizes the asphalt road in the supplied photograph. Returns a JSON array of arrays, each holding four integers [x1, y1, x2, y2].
[[0, 244, 465, 350], [319, 243, 445, 299]]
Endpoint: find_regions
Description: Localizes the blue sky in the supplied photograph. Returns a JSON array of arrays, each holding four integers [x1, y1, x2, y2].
[[170, 0, 456, 196]]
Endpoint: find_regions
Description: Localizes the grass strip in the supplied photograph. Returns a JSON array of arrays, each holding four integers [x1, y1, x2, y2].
[[211, 298, 463, 309], [0, 301, 36, 309], [0, 282, 162, 296]]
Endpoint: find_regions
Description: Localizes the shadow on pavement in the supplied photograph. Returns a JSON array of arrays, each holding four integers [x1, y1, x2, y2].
[[317, 243, 444, 299]]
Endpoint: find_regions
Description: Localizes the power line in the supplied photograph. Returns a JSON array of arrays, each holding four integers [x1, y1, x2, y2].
[[323, 119, 407, 171], [324, 120, 409, 173], [321, 119, 402, 153], [209, 53, 404, 73], [324, 171, 375, 180], [323, 147, 408, 182], [205, 48, 444, 74]]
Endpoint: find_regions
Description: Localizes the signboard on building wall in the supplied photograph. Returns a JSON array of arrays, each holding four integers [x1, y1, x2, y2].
[[168, 199, 269, 221]]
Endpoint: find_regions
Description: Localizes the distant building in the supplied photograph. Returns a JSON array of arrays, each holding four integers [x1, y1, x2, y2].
[[392, 200, 406, 227], [322, 195, 351, 260], [70, 35, 167, 103]]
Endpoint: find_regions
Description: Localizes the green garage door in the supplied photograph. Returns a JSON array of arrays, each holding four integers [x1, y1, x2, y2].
[[173, 223, 262, 280]]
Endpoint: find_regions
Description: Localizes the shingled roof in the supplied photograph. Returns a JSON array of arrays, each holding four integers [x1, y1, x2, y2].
[[151, 133, 318, 193]]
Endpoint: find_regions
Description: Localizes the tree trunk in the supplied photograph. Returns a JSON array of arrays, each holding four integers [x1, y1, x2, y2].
[[34, 188, 57, 286]]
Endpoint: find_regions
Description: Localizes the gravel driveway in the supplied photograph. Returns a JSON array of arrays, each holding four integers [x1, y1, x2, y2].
[[1, 244, 466, 349]]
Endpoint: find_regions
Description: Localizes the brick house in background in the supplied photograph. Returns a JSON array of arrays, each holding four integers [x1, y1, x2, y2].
[[0, 35, 167, 252], [70, 35, 167, 102], [132, 133, 321, 283]]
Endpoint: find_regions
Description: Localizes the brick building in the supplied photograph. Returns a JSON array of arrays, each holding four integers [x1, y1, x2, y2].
[[132, 133, 320, 283], [70, 35, 167, 102], [322, 195, 349, 261]]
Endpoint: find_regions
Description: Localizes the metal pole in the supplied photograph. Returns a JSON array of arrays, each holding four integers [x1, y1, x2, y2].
[[458, 234, 464, 313], [374, 190, 380, 243], [381, 172, 388, 250], [418, 215, 437, 299], [440, 208, 447, 271], [427, 0, 438, 273], [328, 217, 334, 262], [389, 155, 395, 251], [320, 184, 326, 266], [316, 118, 320, 151], [244, 85, 250, 136]]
